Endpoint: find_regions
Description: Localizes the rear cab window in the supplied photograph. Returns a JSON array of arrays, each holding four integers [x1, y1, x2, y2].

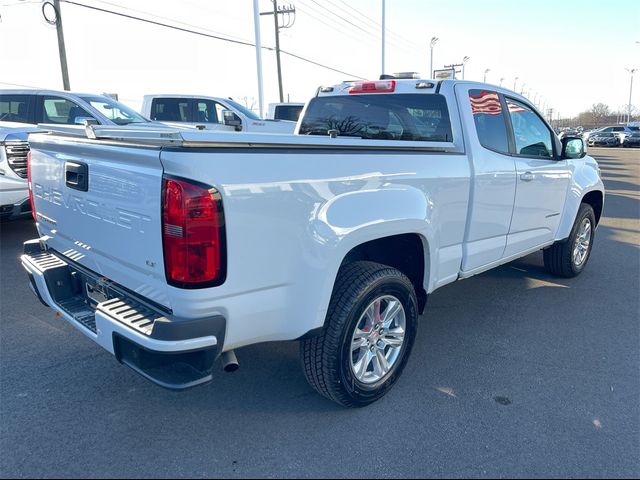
[[469, 89, 509, 153], [275, 105, 303, 122], [298, 93, 453, 142], [0, 95, 34, 123], [151, 98, 190, 122]]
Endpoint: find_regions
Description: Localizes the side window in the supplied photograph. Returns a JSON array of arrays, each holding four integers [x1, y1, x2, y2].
[[612, 127, 624, 132], [506, 98, 553, 158], [0, 95, 34, 123], [151, 98, 190, 122], [195, 100, 223, 124], [41, 96, 92, 124], [469, 89, 509, 153]]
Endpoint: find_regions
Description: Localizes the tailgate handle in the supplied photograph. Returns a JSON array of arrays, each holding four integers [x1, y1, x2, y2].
[[65, 162, 89, 192]]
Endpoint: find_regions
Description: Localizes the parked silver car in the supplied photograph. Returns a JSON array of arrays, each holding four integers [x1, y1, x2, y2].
[[0, 89, 151, 126]]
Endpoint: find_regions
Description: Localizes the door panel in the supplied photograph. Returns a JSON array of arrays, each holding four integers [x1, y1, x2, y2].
[[456, 86, 517, 272], [504, 98, 571, 256]]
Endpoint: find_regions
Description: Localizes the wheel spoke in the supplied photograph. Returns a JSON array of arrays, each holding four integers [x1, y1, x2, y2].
[[353, 329, 369, 340], [374, 349, 391, 376], [351, 337, 367, 352], [382, 335, 404, 348], [382, 300, 402, 329], [354, 350, 372, 379], [372, 299, 382, 323]]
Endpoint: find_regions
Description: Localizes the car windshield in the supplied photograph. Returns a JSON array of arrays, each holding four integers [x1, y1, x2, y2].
[[224, 99, 262, 120], [80, 96, 149, 125]]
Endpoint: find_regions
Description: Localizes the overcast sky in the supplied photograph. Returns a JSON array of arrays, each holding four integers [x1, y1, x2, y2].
[[0, 0, 638, 118]]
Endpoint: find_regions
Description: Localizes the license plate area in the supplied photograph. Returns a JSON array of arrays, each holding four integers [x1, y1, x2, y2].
[[85, 280, 110, 306]]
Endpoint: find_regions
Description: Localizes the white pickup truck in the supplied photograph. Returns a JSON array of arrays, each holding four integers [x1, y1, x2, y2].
[[0, 122, 38, 220], [22, 79, 604, 407], [141, 94, 296, 134]]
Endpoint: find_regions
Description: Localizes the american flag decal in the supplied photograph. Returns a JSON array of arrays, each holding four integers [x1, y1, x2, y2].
[[470, 91, 528, 115], [470, 90, 502, 115]]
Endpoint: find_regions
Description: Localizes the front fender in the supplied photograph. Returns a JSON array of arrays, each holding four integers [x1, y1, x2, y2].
[[556, 155, 605, 240]]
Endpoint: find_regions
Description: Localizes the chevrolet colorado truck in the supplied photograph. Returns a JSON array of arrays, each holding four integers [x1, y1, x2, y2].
[[21, 79, 604, 407]]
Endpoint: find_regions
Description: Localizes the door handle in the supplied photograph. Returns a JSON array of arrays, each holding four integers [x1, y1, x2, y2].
[[65, 161, 89, 192], [520, 171, 535, 182]]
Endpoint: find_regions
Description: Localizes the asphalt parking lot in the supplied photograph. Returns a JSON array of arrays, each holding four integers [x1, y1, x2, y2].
[[1, 147, 638, 478]]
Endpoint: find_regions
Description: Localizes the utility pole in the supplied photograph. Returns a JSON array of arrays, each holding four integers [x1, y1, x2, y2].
[[444, 63, 463, 79], [626, 68, 636, 123], [53, 0, 70, 90], [252, 0, 265, 118], [260, 1, 296, 103], [381, 0, 386, 76]]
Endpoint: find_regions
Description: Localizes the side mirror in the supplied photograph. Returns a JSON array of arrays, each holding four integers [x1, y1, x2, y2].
[[74, 116, 97, 126], [222, 110, 242, 131], [561, 136, 586, 159]]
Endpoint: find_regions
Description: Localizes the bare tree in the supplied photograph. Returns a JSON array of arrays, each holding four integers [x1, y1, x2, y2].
[[589, 103, 611, 123], [240, 96, 257, 112]]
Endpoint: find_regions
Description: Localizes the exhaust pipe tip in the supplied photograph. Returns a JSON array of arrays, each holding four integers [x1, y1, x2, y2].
[[220, 350, 239, 373]]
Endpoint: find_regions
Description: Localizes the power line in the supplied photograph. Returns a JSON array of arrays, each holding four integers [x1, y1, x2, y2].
[[300, 0, 416, 55], [307, 0, 379, 40], [58, 0, 366, 79], [295, 2, 378, 46], [332, 0, 420, 50], [91, 0, 255, 46]]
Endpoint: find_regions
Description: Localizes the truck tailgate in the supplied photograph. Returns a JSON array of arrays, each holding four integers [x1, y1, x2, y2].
[[29, 135, 170, 308]]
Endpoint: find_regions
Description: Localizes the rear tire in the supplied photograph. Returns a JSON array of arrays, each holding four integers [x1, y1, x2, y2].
[[543, 203, 596, 278], [301, 261, 418, 407]]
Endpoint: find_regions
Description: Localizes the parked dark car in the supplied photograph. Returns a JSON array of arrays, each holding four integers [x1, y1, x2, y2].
[[588, 132, 620, 147], [622, 133, 640, 147]]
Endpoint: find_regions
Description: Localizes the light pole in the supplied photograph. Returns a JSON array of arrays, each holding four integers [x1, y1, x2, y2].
[[483, 68, 490, 83], [626, 68, 636, 123], [381, 0, 386, 76], [520, 83, 526, 95], [462, 56, 470, 80], [499, 77, 504, 87], [429, 37, 439, 78], [513, 76, 519, 91]]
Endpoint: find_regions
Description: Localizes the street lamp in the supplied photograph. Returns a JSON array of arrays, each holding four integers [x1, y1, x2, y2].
[[625, 68, 637, 123], [483, 68, 490, 83], [499, 77, 504, 87], [462, 56, 470, 80], [429, 37, 439, 78], [513, 76, 519, 91], [520, 83, 526, 95]]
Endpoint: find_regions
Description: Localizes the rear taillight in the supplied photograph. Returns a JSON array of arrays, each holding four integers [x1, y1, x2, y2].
[[348, 80, 396, 94], [27, 151, 36, 221], [162, 176, 226, 288]]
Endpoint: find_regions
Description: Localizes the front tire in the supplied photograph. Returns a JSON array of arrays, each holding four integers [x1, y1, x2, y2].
[[301, 261, 418, 407], [543, 203, 596, 278]]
